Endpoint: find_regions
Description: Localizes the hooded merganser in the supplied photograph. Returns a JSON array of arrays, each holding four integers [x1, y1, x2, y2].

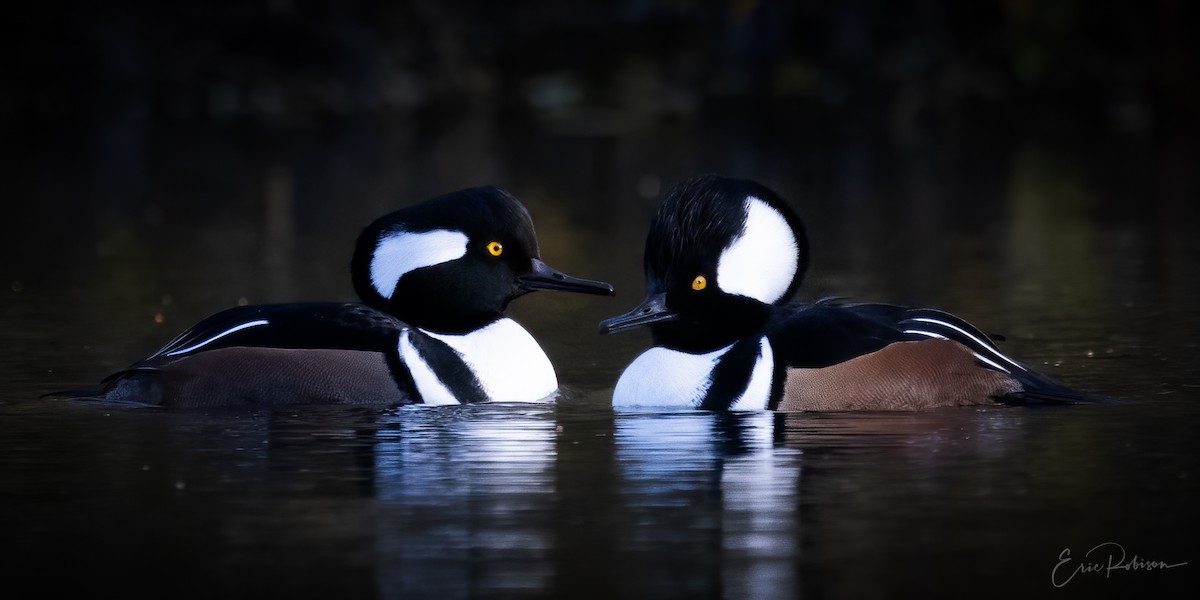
[[68, 186, 614, 408], [599, 174, 1103, 411]]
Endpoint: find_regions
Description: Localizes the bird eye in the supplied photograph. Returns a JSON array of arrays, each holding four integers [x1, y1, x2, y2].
[[487, 241, 504, 257], [691, 275, 707, 291]]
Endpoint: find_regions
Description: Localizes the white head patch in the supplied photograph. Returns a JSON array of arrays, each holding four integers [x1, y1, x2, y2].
[[370, 228, 469, 299], [715, 196, 798, 303]]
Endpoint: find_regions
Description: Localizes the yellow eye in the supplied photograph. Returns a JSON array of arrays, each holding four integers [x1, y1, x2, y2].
[[487, 241, 504, 257], [691, 275, 707, 291]]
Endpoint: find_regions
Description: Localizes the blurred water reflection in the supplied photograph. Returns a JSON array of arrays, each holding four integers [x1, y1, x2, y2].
[[616, 412, 800, 599], [373, 406, 558, 597]]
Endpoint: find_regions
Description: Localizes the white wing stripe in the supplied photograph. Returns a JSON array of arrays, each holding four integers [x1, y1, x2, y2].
[[907, 317, 1026, 371], [969, 352, 1010, 373], [903, 328, 948, 340], [163, 319, 270, 357], [152, 330, 190, 356], [904, 328, 1011, 374]]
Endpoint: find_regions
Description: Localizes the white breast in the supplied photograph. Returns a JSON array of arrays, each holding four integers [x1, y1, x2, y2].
[[613, 338, 776, 410], [424, 318, 558, 403], [612, 344, 733, 408]]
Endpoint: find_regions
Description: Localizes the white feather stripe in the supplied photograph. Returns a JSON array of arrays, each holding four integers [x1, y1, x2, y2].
[[907, 317, 1026, 371], [398, 329, 460, 405], [904, 329, 1011, 373], [903, 328, 948, 340], [163, 319, 270, 357], [970, 352, 1010, 373]]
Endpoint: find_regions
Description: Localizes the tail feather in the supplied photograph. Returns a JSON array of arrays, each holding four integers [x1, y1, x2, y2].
[[900, 308, 1112, 406], [1002, 368, 1114, 406], [42, 368, 165, 407], [41, 388, 104, 401]]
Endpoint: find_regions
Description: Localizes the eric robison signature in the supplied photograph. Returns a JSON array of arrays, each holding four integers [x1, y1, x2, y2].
[[1052, 542, 1188, 588]]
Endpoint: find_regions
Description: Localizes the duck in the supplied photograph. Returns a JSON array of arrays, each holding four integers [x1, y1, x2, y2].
[[599, 174, 1103, 411], [64, 186, 614, 408]]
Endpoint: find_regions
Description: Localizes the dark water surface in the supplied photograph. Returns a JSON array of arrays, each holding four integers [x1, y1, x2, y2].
[[1, 118, 1197, 598]]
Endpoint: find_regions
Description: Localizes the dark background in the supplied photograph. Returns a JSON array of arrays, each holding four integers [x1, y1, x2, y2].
[[2, 3, 1198, 598], [8, 0, 1198, 131], [5, 0, 1196, 238]]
